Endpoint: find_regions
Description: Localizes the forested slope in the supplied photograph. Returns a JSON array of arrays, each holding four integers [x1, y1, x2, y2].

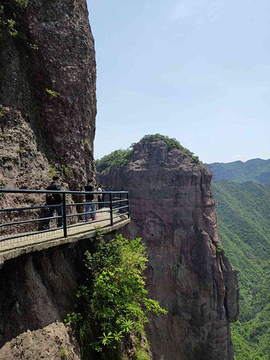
[[207, 159, 270, 184], [212, 180, 270, 359]]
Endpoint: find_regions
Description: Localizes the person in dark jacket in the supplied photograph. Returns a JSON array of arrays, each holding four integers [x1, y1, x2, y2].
[[85, 178, 97, 221], [43, 176, 63, 229]]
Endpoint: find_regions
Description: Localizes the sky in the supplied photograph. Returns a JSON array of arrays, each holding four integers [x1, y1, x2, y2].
[[87, 0, 270, 164]]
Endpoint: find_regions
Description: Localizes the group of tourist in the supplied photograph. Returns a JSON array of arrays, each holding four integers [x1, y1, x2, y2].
[[42, 176, 105, 230]]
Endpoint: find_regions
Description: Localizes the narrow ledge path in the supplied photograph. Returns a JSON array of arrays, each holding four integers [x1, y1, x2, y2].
[[0, 209, 130, 266]]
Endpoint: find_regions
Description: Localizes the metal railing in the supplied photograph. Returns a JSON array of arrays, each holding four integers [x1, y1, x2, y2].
[[0, 189, 129, 242]]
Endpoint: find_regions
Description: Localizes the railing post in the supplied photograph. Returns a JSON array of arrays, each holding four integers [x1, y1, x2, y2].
[[109, 192, 113, 226], [127, 192, 130, 219], [62, 193, 67, 237]]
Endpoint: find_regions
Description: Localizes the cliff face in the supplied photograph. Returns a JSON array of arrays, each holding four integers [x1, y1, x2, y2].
[[0, 1, 96, 356], [98, 138, 239, 360], [0, 241, 89, 359], [0, 0, 96, 190], [0, 232, 147, 360]]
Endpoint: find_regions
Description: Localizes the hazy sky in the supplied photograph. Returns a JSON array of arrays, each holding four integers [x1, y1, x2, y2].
[[87, 0, 270, 163]]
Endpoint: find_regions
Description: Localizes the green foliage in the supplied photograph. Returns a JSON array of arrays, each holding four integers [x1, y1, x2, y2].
[[212, 180, 270, 359], [215, 245, 223, 254], [49, 164, 71, 178], [7, 19, 18, 36], [207, 159, 270, 184], [46, 88, 60, 98], [133, 331, 151, 360], [14, 0, 28, 8], [0, 0, 28, 38], [66, 234, 167, 360], [48, 165, 57, 178], [60, 348, 67, 359], [62, 165, 71, 176], [135, 348, 149, 360], [95, 134, 199, 173], [139, 134, 199, 163], [95, 149, 132, 173]]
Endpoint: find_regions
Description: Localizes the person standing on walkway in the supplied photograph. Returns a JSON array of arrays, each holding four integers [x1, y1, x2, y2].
[[43, 176, 63, 229], [85, 178, 97, 221], [98, 184, 105, 209]]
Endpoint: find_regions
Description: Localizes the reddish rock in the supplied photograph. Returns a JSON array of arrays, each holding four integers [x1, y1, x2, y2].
[[98, 137, 239, 360]]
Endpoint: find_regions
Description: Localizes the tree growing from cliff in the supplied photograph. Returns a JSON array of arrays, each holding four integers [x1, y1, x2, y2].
[[95, 134, 199, 173], [66, 233, 167, 360], [95, 149, 132, 173], [0, 0, 28, 38]]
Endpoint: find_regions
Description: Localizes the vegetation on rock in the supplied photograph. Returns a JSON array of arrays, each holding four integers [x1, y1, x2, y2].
[[65, 232, 167, 360], [0, 0, 28, 38], [139, 134, 199, 162], [95, 134, 199, 173], [95, 149, 132, 173], [46, 88, 60, 99]]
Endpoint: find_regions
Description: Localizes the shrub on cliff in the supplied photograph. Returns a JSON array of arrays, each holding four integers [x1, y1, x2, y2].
[[95, 134, 199, 173], [0, 0, 28, 38], [95, 149, 132, 173], [139, 134, 199, 163], [66, 233, 167, 360]]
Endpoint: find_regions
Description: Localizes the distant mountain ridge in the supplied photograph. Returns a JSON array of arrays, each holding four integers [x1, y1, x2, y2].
[[208, 158, 270, 359], [211, 180, 270, 359], [206, 158, 270, 184]]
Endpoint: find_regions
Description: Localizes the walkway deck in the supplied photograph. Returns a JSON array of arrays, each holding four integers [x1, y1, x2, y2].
[[0, 209, 130, 266]]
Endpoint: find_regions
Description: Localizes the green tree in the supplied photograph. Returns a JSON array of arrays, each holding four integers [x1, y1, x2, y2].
[[95, 134, 199, 173], [95, 149, 132, 173], [66, 234, 167, 360], [139, 134, 199, 162]]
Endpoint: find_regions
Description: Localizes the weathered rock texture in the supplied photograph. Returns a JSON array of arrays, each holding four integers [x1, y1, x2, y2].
[[0, 0, 96, 191], [97, 138, 239, 360], [0, 322, 80, 360], [0, 241, 88, 359], [0, 0, 97, 356], [0, 231, 149, 360]]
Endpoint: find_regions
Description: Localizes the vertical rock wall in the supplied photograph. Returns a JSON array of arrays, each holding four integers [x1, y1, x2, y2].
[[0, 239, 89, 359], [0, 0, 96, 190], [98, 138, 239, 360]]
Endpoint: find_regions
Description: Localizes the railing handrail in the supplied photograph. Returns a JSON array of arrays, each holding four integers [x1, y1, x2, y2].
[[0, 188, 130, 242], [0, 188, 128, 195]]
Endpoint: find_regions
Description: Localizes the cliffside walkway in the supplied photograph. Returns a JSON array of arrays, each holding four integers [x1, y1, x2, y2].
[[0, 189, 130, 265]]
